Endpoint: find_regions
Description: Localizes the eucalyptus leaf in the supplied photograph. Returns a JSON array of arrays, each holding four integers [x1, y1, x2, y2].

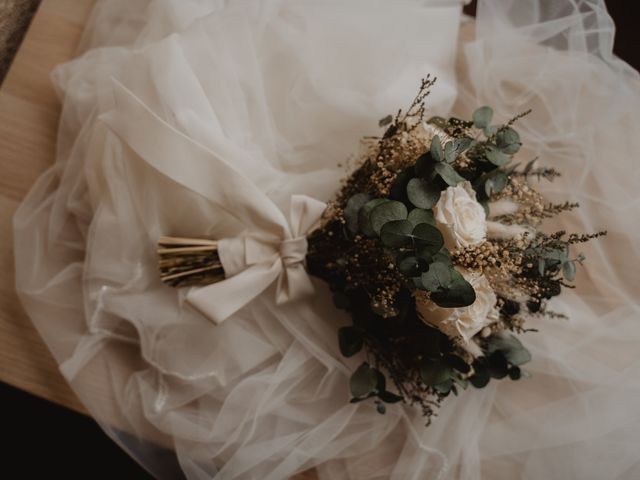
[[412, 223, 444, 255], [485, 145, 510, 166], [484, 124, 499, 136], [415, 152, 435, 178], [454, 137, 473, 154], [430, 135, 443, 162], [358, 198, 388, 237], [563, 260, 577, 281], [444, 141, 456, 163], [378, 390, 403, 404], [488, 351, 509, 379], [398, 256, 426, 276], [444, 354, 471, 374], [407, 208, 436, 227], [370, 201, 408, 235], [407, 178, 441, 209], [338, 327, 363, 358], [432, 249, 453, 266], [344, 193, 371, 235], [376, 403, 386, 414], [427, 116, 448, 129], [487, 335, 532, 366], [473, 106, 493, 129], [350, 363, 379, 398], [496, 127, 521, 154], [380, 220, 413, 247], [420, 360, 453, 386], [469, 361, 491, 388], [434, 162, 466, 186], [430, 269, 476, 308], [378, 114, 393, 128], [484, 171, 508, 197], [420, 262, 453, 292], [389, 167, 413, 202]]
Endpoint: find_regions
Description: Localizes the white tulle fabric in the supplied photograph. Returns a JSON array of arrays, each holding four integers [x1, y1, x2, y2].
[[13, 0, 640, 478]]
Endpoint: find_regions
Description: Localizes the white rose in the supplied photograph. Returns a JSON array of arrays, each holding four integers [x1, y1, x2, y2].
[[434, 181, 486, 250], [416, 270, 498, 344]]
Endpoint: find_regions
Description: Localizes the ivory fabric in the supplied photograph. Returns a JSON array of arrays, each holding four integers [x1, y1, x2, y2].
[[13, 0, 640, 479]]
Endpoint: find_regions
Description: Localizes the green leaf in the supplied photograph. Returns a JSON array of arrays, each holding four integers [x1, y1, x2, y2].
[[454, 137, 473, 155], [432, 249, 453, 266], [358, 198, 387, 237], [370, 201, 408, 235], [378, 390, 403, 404], [376, 402, 387, 414], [379, 114, 393, 128], [469, 361, 491, 388], [412, 223, 444, 255], [484, 124, 499, 136], [563, 260, 577, 281], [444, 141, 456, 163], [344, 193, 372, 235], [421, 262, 453, 292], [338, 327, 363, 357], [484, 171, 508, 197], [350, 363, 379, 398], [420, 359, 453, 386], [434, 379, 454, 394], [430, 269, 476, 308], [434, 162, 466, 186], [398, 256, 426, 276], [430, 135, 443, 162], [407, 178, 441, 209], [380, 220, 413, 247], [427, 116, 448, 129], [487, 335, 532, 366], [488, 351, 509, 379], [473, 106, 493, 129], [485, 145, 510, 166], [389, 167, 413, 202], [444, 354, 471, 374], [415, 152, 436, 178], [496, 127, 521, 154], [508, 366, 522, 380], [407, 208, 436, 228]]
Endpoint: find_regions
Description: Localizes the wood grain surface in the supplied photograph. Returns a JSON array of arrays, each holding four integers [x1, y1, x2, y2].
[[0, 0, 95, 415], [0, 1, 319, 478]]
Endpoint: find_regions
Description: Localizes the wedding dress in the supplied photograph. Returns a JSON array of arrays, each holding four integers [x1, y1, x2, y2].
[[13, 0, 640, 479]]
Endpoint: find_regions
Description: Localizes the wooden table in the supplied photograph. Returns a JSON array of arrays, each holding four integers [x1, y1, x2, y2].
[[0, 0, 95, 415], [0, 1, 317, 478]]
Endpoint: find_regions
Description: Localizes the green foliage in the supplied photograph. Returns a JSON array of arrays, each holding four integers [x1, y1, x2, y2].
[[473, 106, 493, 129], [380, 220, 414, 247], [350, 362, 378, 398], [358, 198, 387, 237], [407, 178, 440, 209], [344, 193, 372, 235], [370, 201, 408, 235], [407, 208, 435, 227], [487, 334, 532, 366], [338, 326, 363, 357], [349, 362, 404, 411], [434, 162, 466, 186]]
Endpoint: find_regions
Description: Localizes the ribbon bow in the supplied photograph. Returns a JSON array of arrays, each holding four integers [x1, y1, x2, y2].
[[100, 79, 326, 324]]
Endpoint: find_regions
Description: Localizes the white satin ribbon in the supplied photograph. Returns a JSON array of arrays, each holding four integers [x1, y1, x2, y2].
[[100, 79, 326, 324]]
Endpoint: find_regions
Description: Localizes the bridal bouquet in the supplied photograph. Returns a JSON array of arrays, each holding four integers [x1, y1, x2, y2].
[[159, 77, 605, 421]]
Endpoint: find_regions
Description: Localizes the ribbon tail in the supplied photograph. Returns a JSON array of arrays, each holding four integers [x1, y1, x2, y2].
[[186, 260, 281, 324]]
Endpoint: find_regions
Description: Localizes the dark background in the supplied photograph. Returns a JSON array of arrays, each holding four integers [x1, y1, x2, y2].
[[2, 1, 638, 478]]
